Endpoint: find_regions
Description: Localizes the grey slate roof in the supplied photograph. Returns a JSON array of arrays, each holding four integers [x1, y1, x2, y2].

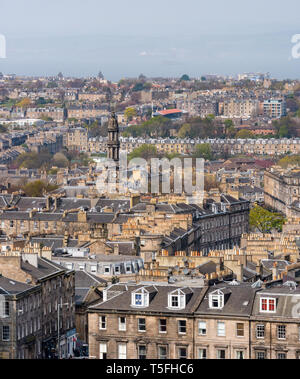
[[21, 257, 65, 280], [89, 283, 207, 314], [195, 282, 258, 316], [0, 275, 34, 294]]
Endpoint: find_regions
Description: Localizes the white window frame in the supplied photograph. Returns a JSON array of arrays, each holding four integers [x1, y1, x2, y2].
[[178, 319, 187, 335], [99, 343, 107, 359], [217, 349, 226, 359], [168, 289, 186, 310], [118, 343, 127, 359], [260, 297, 276, 313], [99, 316, 106, 330], [198, 321, 207, 336], [198, 348, 207, 359], [277, 325, 286, 340], [217, 321, 226, 337], [159, 319, 167, 334], [256, 324, 265, 339], [138, 318, 146, 332], [209, 291, 224, 309], [119, 316, 126, 331], [131, 287, 149, 308]]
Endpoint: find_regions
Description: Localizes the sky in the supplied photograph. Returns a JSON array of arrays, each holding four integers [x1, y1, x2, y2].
[[0, 0, 300, 80]]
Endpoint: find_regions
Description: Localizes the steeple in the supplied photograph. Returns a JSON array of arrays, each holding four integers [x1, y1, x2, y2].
[[107, 112, 120, 163]]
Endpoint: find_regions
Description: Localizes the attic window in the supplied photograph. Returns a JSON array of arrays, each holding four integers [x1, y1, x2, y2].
[[260, 297, 276, 313], [168, 289, 187, 310], [209, 290, 224, 309], [131, 287, 149, 308]]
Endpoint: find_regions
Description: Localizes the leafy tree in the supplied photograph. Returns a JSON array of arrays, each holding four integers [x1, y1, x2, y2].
[[40, 115, 53, 122], [235, 129, 254, 139], [249, 205, 286, 233], [194, 144, 213, 160], [124, 107, 137, 122], [180, 74, 190, 81], [204, 174, 221, 191], [128, 144, 158, 161], [52, 152, 69, 168], [277, 155, 300, 168], [273, 116, 298, 138], [15, 151, 52, 169], [23, 180, 58, 197], [16, 98, 32, 108], [178, 123, 192, 138]]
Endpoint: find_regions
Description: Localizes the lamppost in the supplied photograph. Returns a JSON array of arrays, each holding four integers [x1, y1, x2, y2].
[[57, 302, 69, 359]]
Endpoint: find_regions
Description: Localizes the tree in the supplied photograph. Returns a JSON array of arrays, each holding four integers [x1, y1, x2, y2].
[[23, 180, 58, 197], [124, 107, 137, 122], [249, 205, 286, 233], [16, 98, 32, 108], [180, 74, 190, 81], [194, 144, 213, 160], [178, 123, 192, 138], [273, 116, 298, 138], [15, 151, 52, 169], [128, 145, 158, 161], [52, 152, 69, 168], [235, 129, 254, 139], [40, 115, 53, 122], [277, 155, 300, 168]]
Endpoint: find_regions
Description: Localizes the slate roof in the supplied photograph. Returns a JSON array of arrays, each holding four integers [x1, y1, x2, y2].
[[89, 283, 207, 314], [0, 275, 34, 295], [251, 286, 300, 319], [21, 257, 65, 281], [105, 241, 135, 255], [75, 271, 106, 305], [195, 282, 258, 316]]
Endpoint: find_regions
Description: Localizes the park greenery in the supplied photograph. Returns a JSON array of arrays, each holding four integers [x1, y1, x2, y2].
[[12, 149, 91, 170]]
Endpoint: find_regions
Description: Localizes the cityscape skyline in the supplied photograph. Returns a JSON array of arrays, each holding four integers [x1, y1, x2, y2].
[[0, 0, 300, 80]]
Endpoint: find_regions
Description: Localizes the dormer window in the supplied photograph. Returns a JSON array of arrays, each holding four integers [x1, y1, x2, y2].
[[131, 287, 150, 308], [260, 297, 276, 313], [168, 288, 192, 310], [209, 290, 225, 309]]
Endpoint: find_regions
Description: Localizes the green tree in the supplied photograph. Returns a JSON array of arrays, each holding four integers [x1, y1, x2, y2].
[[180, 74, 190, 81], [235, 129, 254, 139], [52, 152, 69, 168], [16, 98, 32, 108], [277, 155, 300, 168], [128, 145, 158, 161], [15, 151, 52, 169], [194, 144, 213, 160], [249, 205, 286, 233], [178, 123, 192, 138], [124, 107, 137, 122], [23, 180, 58, 197]]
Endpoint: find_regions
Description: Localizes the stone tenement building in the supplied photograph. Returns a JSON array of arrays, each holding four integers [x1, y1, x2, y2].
[[0, 251, 75, 359], [0, 193, 249, 262], [84, 136, 300, 157], [264, 167, 300, 217], [87, 280, 300, 359]]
